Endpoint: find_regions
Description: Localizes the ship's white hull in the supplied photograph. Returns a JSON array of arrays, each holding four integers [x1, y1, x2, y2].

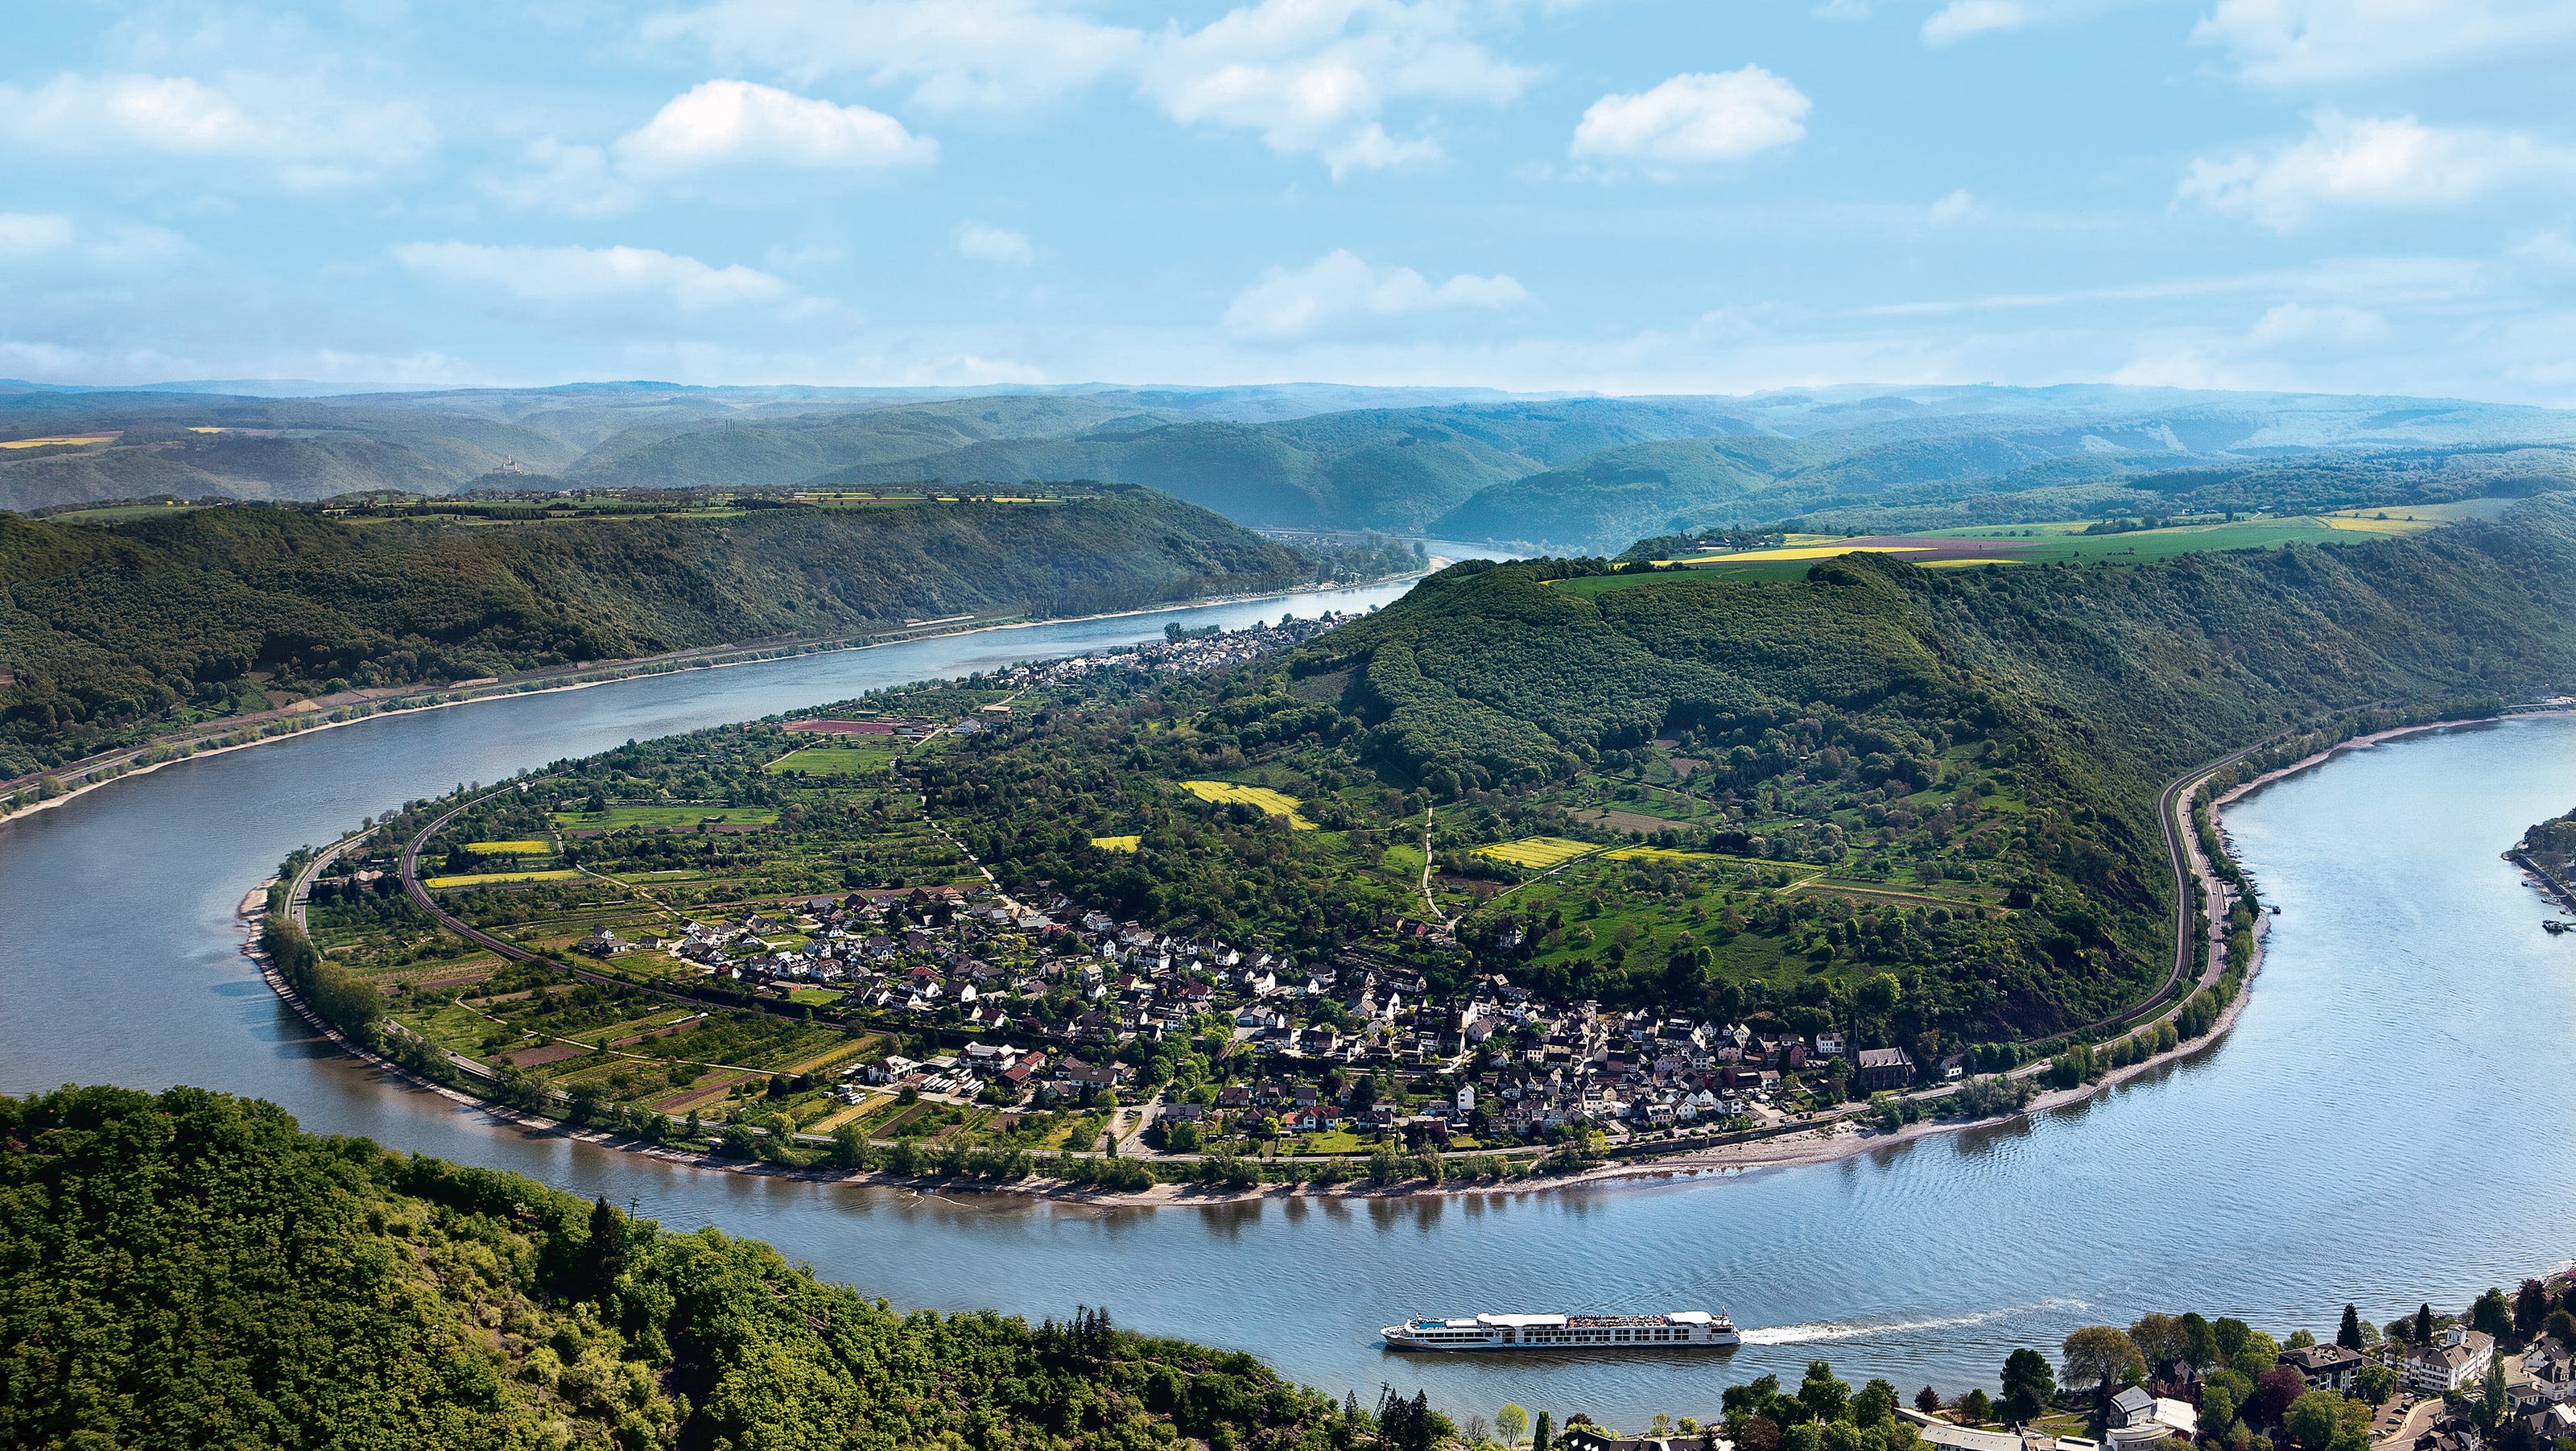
[[1383, 1314, 1741, 1352]]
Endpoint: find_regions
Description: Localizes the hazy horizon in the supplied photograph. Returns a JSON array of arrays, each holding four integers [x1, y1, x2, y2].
[[8, 2, 2573, 404]]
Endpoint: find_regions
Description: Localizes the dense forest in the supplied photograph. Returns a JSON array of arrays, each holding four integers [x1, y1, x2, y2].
[[923, 498, 2576, 1037], [0, 1084, 1422, 1450], [0, 488, 1352, 777]]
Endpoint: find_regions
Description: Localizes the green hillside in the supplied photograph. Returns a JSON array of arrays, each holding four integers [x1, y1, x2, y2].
[[912, 499, 2576, 1040], [0, 488, 1321, 777], [0, 1083, 1400, 1451]]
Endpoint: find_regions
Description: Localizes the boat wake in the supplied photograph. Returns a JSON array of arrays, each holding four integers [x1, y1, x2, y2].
[[1740, 1299, 2089, 1346]]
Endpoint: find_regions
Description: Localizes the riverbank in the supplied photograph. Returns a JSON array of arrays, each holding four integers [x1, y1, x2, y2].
[[237, 698, 2573, 1213], [239, 818, 2272, 1213], [2212, 705, 2575, 816], [0, 567, 1433, 829]]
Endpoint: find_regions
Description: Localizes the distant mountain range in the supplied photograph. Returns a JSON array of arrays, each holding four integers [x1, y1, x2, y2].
[[7, 381, 2574, 549]]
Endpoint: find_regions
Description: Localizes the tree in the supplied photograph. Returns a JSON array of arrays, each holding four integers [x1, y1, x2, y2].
[[2284, 1391, 2351, 1451], [2216, 1318, 2254, 1360], [2002, 1349, 2055, 1423], [2473, 1288, 2514, 1342], [1915, 1388, 1943, 1416], [577, 1196, 625, 1303], [2353, 1365, 2397, 1408], [2131, 1313, 2189, 1368], [1498, 1406, 1529, 1446], [1855, 1379, 1898, 1428], [2062, 1326, 2149, 1419], [2549, 1309, 2576, 1351], [2415, 1304, 2435, 1346], [2182, 1313, 2220, 1370], [2517, 1281, 2549, 1341], [2285, 1329, 2317, 1350], [2246, 1366, 2307, 1432], [1533, 1412, 1553, 1451], [1800, 1360, 1852, 1423], [2233, 1330, 2282, 1379], [1959, 1391, 1993, 1427], [2338, 1305, 2364, 1351]]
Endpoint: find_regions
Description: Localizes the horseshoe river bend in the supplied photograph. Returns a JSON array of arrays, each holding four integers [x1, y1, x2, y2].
[[5, 577, 2575, 1427]]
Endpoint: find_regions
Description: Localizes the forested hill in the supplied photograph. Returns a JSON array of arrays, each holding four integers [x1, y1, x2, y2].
[[0, 489, 1328, 778], [1286, 498, 2576, 990], [0, 1084, 1395, 1450], [1321, 499, 2576, 802]]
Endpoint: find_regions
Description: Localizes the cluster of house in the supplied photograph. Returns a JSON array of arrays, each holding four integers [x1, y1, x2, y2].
[[1896, 1328, 2566, 1451], [584, 881, 1943, 1147], [1558, 1289, 2576, 1451], [1002, 611, 1357, 685]]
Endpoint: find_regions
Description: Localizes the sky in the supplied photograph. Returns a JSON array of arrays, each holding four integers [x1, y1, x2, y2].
[[4, 0, 2575, 403]]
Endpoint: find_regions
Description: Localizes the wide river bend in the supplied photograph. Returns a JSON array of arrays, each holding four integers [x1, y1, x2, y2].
[[4, 585, 2574, 1425]]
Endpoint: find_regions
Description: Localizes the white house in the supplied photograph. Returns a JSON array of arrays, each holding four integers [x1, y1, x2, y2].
[[2404, 1328, 2496, 1395]]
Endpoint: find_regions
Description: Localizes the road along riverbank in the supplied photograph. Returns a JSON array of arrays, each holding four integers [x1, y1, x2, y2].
[[255, 707, 2319, 1209], [18, 618, 2576, 1417]]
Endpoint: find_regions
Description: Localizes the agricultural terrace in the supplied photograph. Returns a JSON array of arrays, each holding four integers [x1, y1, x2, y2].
[[299, 616, 2093, 1168]]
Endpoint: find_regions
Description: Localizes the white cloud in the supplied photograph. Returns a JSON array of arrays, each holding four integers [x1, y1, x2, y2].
[[1928, 188, 1984, 225], [1141, 0, 1534, 176], [0, 213, 78, 256], [650, 0, 1144, 111], [391, 242, 795, 312], [2191, 0, 2576, 85], [613, 80, 932, 175], [491, 81, 931, 216], [955, 221, 1034, 267], [2179, 110, 2574, 229], [1922, 0, 2027, 46], [0, 72, 433, 186], [1223, 249, 1527, 340], [657, 0, 1531, 176], [1570, 67, 1810, 166]]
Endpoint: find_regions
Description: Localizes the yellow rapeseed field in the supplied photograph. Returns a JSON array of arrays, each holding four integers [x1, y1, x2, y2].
[[1179, 780, 1317, 829], [1604, 845, 1711, 862], [0, 433, 118, 449], [1476, 836, 1602, 869], [422, 869, 580, 889], [1090, 835, 1141, 853], [464, 840, 551, 855]]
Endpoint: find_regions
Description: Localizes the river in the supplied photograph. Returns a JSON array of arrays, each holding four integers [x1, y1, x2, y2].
[[5, 595, 2574, 1427]]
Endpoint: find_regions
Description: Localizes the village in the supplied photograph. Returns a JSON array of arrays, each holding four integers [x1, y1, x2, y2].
[[1550, 1279, 2576, 1451], [579, 871, 1950, 1162]]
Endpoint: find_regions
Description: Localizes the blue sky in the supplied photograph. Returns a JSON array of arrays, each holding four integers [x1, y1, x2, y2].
[[5, 0, 2574, 402]]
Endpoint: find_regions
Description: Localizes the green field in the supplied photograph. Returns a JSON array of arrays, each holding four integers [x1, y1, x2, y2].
[[551, 805, 781, 830], [1563, 512, 2453, 596], [766, 742, 902, 777]]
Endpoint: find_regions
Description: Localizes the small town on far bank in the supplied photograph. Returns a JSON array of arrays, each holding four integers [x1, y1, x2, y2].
[[1495, 1275, 2576, 1451]]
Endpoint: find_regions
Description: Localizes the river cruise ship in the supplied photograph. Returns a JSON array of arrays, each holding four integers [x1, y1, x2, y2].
[[1382, 1310, 1740, 1352]]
